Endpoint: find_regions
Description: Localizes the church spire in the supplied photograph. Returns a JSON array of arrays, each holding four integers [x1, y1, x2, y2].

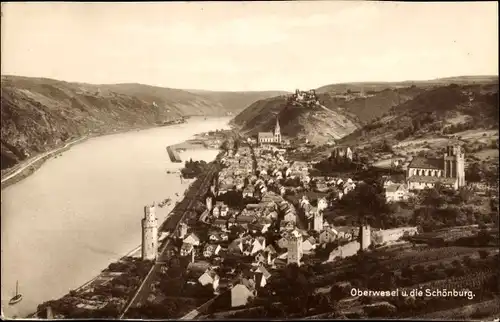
[[274, 116, 281, 136]]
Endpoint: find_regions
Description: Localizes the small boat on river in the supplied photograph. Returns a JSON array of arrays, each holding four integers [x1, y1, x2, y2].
[[9, 281, 23, 305]]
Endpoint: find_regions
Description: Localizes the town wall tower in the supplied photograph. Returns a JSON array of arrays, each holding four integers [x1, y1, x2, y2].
[[142, 203, 158, 261]]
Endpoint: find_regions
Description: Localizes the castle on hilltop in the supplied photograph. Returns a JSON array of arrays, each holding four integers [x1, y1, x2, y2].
[[258, 116, 282, 145], [288, 89, 319, 107]]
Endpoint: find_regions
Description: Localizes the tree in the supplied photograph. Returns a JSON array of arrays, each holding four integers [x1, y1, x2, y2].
[[220, 140, 230, 152], [341, 182, 391, 227], [465, 162, 483, 182], [421, 188, 445, 208], [330, 282, 351, 302]]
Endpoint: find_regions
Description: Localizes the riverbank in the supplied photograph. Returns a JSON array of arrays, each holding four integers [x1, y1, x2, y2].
[[0, 119, 190, 190], [29, 154, 221, 319], [26, 180, 193, 318], [1, 117, 232, 319]]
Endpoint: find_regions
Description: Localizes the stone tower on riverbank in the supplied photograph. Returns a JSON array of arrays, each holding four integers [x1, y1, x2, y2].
[[142, 203, 158, 261]]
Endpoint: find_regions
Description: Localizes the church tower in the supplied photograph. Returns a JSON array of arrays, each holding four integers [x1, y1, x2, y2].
[[142, 203, 158, 261], [287, 235, 303, 266], [313, 211, 323, 232], [274, 117, 282, 144], [443, 144, 466, 188]]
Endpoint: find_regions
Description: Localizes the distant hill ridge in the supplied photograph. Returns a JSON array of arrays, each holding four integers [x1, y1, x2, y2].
[[231, 75, 498, 145], [0, 75, 284, 170]]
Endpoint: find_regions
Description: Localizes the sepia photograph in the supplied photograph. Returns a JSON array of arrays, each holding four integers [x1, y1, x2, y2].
[[1, 1, 499, 320]]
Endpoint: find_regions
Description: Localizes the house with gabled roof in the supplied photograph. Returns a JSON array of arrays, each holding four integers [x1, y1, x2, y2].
[[220, 204, 229, 217], [180, 242, 194, 256], [317, 197, 328, 212], [319, 227, 338, 244], [198, 269, 220, 292], [184, 233, 200, 246], [280, 220, 295, 232], [236, 215, 256, 228], [231, 279, 256, 308], [385, 183, 410, 202], [208, 230, 222, 242], [277, 236, 289, 250], [252, 265, 271, 289], [203, 243, 222, 258], [302, 236, 317, 253], [213, 218, 228, 230], [250, 237, 266, 255], [335, 226, 358, 240], [283, 211, 297, 223], [254, 251, 266, 265], [227, 217, 237, 228]]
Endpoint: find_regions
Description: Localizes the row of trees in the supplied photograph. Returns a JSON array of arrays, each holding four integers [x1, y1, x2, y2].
[[465, 161, 498, 185], [410, 184, 497, 232], [181, 158, 208, 179]]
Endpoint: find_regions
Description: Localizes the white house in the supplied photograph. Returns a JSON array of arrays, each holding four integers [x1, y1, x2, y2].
[[231, 280, 256, 308], [302, 236, 317, 253], [250, 237, 266, 255], [198, 269, 220, 292], [384, 184, 410, 203], [184, 233, 201, 246]]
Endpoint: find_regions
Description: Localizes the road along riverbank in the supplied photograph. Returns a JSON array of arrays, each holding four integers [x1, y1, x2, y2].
[[0, 118, 190, 190]]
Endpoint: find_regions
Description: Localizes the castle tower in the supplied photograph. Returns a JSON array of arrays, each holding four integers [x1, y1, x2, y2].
[[274, 117, 282, 144], [287, 235, 303, 266], [359, 225, 371, 251], [313, 211, 323, 232], [142, 204, 158, 261], [443, 144, 466, 188], [206, 196, 213, 211]]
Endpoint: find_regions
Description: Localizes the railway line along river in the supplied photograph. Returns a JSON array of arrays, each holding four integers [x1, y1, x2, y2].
[[1, 116, 231, 318]]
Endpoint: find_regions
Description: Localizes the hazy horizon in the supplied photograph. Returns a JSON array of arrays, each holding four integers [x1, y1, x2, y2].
[[1, 2, 498, 92]]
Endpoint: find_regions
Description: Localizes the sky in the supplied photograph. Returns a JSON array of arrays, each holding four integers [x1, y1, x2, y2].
[[1, 1, 498, 91]]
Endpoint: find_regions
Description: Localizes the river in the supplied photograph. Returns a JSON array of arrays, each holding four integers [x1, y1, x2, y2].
[[0, 116, 231, 318]]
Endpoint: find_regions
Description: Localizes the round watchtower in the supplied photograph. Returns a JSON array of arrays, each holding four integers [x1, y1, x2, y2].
[[142, 203, 158, 261]]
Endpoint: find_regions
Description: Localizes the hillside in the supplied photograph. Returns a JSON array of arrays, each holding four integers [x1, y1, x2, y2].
[[231, 93, 360, 143], [232, 76, 498, 146], [230, 86, 428, 142], [315, 75, 498, 94], [186, 90, 289, 115], [0, 75, 281, 171], [337, 82, 499, 165]]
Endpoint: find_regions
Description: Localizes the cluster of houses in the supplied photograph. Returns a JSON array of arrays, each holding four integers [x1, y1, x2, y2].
[[167, 145, 327, 308], [163, 140, 428, 311]]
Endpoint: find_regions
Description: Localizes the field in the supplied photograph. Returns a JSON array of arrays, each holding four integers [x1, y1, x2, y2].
[[448, 129, 499, 141], [417, 298, 500, 320], [474, 148, 499, 160], [393, 137, 450, 149]]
